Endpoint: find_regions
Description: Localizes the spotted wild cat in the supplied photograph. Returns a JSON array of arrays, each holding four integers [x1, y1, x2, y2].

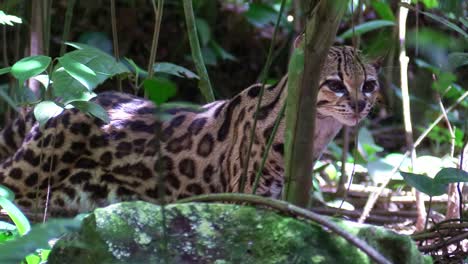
[[0, 46, 379, 214]]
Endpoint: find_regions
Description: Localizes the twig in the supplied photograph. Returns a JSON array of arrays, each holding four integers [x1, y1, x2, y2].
[[241, 0, 286, 193], [147, 0, 164, 80], [177, 193, 391, 264], [110, 0, 122, 92], [182, 0, 214, 102], [59, 0, 76, 56]]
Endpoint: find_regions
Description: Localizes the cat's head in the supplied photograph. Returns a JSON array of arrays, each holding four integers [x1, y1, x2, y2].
[[317, 46, 380, 126]]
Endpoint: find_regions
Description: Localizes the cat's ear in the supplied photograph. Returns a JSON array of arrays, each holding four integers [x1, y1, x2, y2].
[[294, 34, 304, 48], [370, 56, 384, 72]]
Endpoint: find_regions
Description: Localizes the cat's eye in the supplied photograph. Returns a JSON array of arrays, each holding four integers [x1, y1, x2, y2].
[[363, 80, 377, 94], [326, 80, 347, 93]]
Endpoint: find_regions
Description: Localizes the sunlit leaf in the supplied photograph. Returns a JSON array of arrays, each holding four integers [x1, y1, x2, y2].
[[58, 55, 98, 91], [144, 77, 177, 105], [0, 197, 30, 236], [32, 74, 50, 90], [400, 171, 447, 196], [434, 168, 468, 184], [153, 62, 199, 79], [0, 185, 15, 201], [11, 56, 51, 83], [0, 11, 22, 26], [69, 100, 110, 124], [339, 20, 395, 39], [33, 101, 64, 127]]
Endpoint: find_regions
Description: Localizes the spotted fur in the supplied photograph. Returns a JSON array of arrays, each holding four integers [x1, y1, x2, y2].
[[0, 46, 379, 214]]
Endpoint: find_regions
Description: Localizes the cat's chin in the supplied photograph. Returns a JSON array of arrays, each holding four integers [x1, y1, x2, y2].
[[334, 115, 364, 126]]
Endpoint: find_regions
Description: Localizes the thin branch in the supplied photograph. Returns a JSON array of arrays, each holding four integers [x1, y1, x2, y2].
[[358, 91, 468, 223], [283, 0, 347, 206], [177, 193, 391, 264], [182, 0, 214, 102], [240, 0, 286, 193], [59, 0, 76, 56], [110, 0, 122, 92]]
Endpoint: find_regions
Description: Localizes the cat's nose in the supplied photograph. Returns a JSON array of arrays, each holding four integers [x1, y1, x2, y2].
[[349, 100, 366, 112]]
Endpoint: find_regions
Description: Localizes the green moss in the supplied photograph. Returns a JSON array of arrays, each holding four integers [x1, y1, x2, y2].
[[49, 202, 430, 264]]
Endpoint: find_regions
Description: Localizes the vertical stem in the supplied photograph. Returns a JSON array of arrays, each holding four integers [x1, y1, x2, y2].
[[336, 126, 350, 195], [146, 0, 164, 92], [240, 0, 287, 193], [399, 0, 426, 231], [110, 0, 122, 92], [30, 1, 43, 95], [2, 26, 9, 66], [182, 0, 215, 102], [43, 0, 52, 56], [283, 0, 347, 206], [60, 0, 76, 56]]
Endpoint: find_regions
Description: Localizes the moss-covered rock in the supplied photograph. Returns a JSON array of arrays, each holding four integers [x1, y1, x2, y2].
[[48, 202, 431, 264]]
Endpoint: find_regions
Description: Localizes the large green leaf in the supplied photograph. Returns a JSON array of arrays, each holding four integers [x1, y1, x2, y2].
[[0, 197, 30, 236], [144, 77, 177, 105], [338, 20, 395, 39], [69, 100, 110, 124], [58, 55, 98, 91], [434, 168, 468, 184], [11, 56, 51, 83], [153, 62, 199, 79], [400, 171, 447, 196], [33, 101, 64, 127], [52, 44, 130, 102]]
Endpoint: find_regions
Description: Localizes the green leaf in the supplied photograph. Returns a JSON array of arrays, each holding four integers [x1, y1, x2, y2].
[[58, 55, 98, 91], [400, 171, 447, 196], [0, 219, 81, 263], [153, 62, 199, 79], [400, 3, 468, 38], [0, 67, 11, 75], [210, 41, 237, 61], [432, 72, 456, 92], [11, 56, 51, 83], [144, 77, 177, 105], [371, 0, 395, 21], [52, 44, 130, 102], [124, 57, 148, 78], [448, 52, 468, 70], [69, 100, 110, 124], [245, 3, 283, 27], [338, 20, 395, 39], [0, 185, 15, 201], [0, 196, 30, 236], [434, 168, 468, 184], [33, 101, 64, 127], [195, 18, 211, 46]]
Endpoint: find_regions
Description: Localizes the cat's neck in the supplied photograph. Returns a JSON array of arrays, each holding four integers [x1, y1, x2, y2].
[[312, 114, 343, 160]]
